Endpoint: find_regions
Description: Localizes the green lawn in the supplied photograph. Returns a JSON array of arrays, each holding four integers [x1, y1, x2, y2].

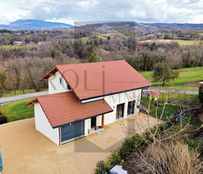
[[0, 98, 34, 122], [141, 67, 203, 90], [152, 85, 198, 91], [141, 93, 198, 120]]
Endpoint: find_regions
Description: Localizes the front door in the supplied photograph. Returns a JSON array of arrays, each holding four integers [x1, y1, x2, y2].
[[116, 103, 125, 119], [91, 117, 97, 128]]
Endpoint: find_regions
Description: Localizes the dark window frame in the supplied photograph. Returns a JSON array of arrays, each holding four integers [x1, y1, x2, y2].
[[59, 77, 62, 84], [127, 100, 135, 115], [67, 83, 71, 90]]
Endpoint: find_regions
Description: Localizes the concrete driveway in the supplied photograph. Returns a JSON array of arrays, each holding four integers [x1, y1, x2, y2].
[[0, 114, 161, 174]]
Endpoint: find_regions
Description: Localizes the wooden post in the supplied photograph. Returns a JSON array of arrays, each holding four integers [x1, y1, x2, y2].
[[102, 114, 104, 128]]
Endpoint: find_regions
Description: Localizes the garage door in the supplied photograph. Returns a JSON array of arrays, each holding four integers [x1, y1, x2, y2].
[[61, 120, 84, 142]]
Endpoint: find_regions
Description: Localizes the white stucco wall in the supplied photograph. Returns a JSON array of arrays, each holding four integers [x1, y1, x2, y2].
[[34, 103, 59, 145], [84, 115, 102, 136], [104, 89, 141, 125], [82, 89, 142, 125], [48, 71, 70, 94], [84, 118, 91, 136], [96, 115, 102, 126]]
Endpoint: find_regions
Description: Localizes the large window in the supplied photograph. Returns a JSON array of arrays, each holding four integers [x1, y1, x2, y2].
[[116, 103, 125, 119], [127, 101, 135, 115]]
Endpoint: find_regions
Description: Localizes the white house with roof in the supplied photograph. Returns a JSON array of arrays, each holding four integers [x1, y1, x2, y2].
[[28, 60, 150, 145]]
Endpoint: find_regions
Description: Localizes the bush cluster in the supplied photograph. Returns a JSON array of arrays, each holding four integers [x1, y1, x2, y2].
[[95, 133, 152, 174], [0, 111, 7, 124], [198, 85, 203, 104], [95, 114, 198, 174]]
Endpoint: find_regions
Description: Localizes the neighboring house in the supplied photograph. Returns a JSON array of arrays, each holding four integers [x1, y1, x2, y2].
[[12, 41, 23, 45], [28, 60, 150, 145]]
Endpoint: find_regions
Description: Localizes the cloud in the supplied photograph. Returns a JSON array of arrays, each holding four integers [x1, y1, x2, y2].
[[0, 0, 203, 24]]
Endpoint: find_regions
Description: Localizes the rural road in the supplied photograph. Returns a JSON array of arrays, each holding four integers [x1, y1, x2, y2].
[[0, 91, 48, 104], [151, 89, 198, 95], [0, 89, 198, 104], [143, 88, 198, 95]]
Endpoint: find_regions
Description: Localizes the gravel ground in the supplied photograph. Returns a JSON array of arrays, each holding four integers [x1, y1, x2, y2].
[[0, 114, 161, 174]]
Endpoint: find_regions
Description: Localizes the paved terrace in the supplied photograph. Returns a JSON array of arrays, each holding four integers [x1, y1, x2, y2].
[[0, 114, 161, 174]]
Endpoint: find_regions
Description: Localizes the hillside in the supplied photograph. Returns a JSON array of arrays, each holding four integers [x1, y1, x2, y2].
[[0, 21, 203, 96]]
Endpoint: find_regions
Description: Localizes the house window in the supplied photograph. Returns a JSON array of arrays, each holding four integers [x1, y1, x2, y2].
[[67, 83, 71, 90], [116, 103, 125, 119], [127, 101, 135, 115], [59, 77, 62, 84]]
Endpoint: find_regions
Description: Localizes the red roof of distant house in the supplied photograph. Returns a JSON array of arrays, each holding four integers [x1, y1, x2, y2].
[[150, 90, 160, 97], [28, 92, 113, 128], [43, 60, 150, 100]]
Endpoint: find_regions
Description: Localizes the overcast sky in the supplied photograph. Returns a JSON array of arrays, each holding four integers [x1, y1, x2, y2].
[[0, 0, 203, 24]]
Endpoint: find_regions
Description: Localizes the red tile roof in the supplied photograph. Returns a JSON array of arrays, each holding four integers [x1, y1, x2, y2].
[[29, 92, 113, 128], [43, 60, 150, 100]]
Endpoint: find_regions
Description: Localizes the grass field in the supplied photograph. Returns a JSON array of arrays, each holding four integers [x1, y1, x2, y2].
[[141, 67, 203, 90], [0, 44, 36, 51], [140, 39, 203, 46], [0, 98, 34, 122], [0, 44, 23, 50], [198, 32, 203, 36], [141, 92, 199, 120]]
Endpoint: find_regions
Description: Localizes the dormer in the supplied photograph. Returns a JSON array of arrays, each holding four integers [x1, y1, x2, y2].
[[47, 71, 72, 94]]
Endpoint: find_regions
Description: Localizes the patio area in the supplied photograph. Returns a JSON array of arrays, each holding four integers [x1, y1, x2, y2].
[[0, 113, 161, 174]]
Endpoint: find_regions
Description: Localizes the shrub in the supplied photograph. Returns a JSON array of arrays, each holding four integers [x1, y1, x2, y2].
[[0, 111, 7, 124], [124, 141, 203, 174], [105, 150, 124, 169], [187, 139, 203, 159], [95, 134, 151, 174], [95, 150, 124, 174], [95, 161, 107, 174], [198, 85, 203, 104], [87, 52, 100, 62], [120, 133, 152, 160]]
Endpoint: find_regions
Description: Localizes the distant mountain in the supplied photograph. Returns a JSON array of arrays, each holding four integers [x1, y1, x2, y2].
[[0, 19, 72, 30], [77, 22, 203, 35], [145, 23, 203, 30], [1, 20, 203, 32]]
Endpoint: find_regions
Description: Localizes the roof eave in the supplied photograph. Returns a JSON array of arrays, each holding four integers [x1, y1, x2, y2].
[[52, 109, 113, 128], [80, 84, 151, 102], [26, 98, 39, 106], [41, 66, 58, 80]]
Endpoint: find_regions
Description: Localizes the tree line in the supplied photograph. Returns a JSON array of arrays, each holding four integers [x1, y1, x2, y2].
[[0, 28, 203, 96]]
